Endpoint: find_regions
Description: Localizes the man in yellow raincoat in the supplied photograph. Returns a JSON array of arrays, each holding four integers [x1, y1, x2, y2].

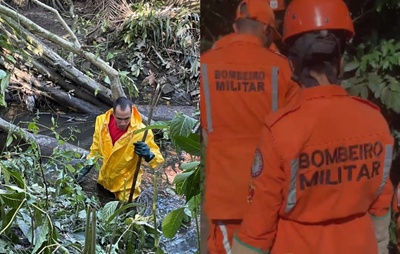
[[87, 97, 164, 201]]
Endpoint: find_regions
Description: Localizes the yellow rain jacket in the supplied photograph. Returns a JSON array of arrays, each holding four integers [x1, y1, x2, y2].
[[88, 106, 164, 201]]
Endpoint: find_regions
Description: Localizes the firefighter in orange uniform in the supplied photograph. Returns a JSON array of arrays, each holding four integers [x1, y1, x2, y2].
[[231, 0, 394, 253], [200, 0, 301, 253], [212, 0, 286, 53]]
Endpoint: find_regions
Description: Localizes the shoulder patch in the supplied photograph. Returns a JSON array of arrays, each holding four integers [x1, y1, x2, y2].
[[351, 96, 380, 111], [264, 103, 301, 128]]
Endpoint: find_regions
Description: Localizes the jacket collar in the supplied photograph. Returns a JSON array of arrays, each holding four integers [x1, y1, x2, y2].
[[300, 85, 349, 101], [214, 33, 263, 49], [225, 34, 263, 47]]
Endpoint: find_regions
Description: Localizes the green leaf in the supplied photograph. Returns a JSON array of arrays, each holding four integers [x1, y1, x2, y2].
[[134, 121, 170, 134], [162, 207, 185, 238], [1, 208, 18, 235], [6, 135, 13, 148], [32, 220, 49, 254], [389, 55, 398, 65], [187, 194, 200, 211], [179, 161, 200, 170], [366, 72, 381, 92], [106, 52, 114, 61], [184, 167, 201, 202], [340, 79, 352, 89], [344, 61, 360, 72], [8, 170, 25, 189], [389, 80, 400, 92], [360, 86, 369, 99], [170, 113, 197, 138], [6, 55, 16, 64], [173, 170, 194, 185], [0, 73, 10, 107], [348, 84, 362, 96], [104, 76, 111, 85], [106, 202, 144, 224], [0, 69, 6, 79], [101, 201, 120, 222], [173, 133, 200, 156], [0, 192, 25, 208], [391, 92, 400, 113], [156, 248, 166, 254], [381, 86, 391, 106], [17, 219, 33, 243], [28, 122, 39, 134]]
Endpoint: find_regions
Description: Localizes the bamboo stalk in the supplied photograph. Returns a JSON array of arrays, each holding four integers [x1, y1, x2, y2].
[[127, 83, 163, 203]]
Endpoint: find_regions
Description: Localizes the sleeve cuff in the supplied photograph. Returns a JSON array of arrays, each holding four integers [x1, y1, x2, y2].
[[145, 152, 155, 162], [369, 206, 391, 220]]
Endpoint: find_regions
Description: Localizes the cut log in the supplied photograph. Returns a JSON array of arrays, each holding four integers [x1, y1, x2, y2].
[[0, 58, 105, 114], [0, 3, 126, 100], [0, 13, 113, 104], [37, 86, 105, 115]]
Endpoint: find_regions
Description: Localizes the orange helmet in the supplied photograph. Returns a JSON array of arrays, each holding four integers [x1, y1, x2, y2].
[[269, 0, 286, 11], [283, 0, 354, 43]]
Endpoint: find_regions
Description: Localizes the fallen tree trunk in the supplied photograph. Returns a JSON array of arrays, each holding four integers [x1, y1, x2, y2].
[[0, 11, 153, 122], [0, 2, 126, 101], [37, 86, 105, 115], [0, 15, 114, 105], [28, 58, 110, 111], [0, 57, 105, 114], [0, 117, 88, 157], [0, 23, 108, 109]]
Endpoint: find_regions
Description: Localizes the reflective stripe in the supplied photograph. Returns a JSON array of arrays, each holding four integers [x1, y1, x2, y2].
[[218, 222, 232, 254], [201, 64, 213, 133], [271, 67, 279, 112], [397, 186, 400, 208], [285, 159, 299, 213], [377, 144, 393, 196]]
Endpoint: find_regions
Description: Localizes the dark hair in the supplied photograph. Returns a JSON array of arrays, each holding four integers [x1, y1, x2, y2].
[[235, 2, 264, 31], [113, 97, 132, 112], [287, 30, 346, 87]]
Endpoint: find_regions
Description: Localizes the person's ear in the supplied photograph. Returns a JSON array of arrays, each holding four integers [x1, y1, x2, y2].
[[233, 23, 238, 33], [264, 25, 274, 47], [288, 59, 295, 72], [338, 55, 345, 78]]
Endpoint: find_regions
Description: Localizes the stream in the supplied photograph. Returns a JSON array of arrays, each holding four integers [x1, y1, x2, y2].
[[0, 104, 199, 254]]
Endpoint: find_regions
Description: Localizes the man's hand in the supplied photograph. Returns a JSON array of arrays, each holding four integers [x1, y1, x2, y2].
[[134, 141, 155, 162], [75, 164, 94, 183]]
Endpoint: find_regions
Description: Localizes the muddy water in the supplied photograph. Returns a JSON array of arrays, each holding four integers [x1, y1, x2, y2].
[[0, 105, 199, 254]]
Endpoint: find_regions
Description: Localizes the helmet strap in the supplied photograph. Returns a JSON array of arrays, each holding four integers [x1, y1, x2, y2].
[[289, 31, 343, 87]]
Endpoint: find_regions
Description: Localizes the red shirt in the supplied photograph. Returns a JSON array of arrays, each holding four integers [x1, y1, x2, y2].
[[108, 115, 128, 145]]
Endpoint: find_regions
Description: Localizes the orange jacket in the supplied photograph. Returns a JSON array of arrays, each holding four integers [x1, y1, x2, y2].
[[211, 33, 236, 50], [200, 34, 300, 220], [233, 85, 394, 254], [269, 42, 280, 53]]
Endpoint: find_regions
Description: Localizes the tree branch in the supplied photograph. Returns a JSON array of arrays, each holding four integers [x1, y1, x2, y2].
[[0, 3, 126, 100], [30, 0, 80, 48]]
